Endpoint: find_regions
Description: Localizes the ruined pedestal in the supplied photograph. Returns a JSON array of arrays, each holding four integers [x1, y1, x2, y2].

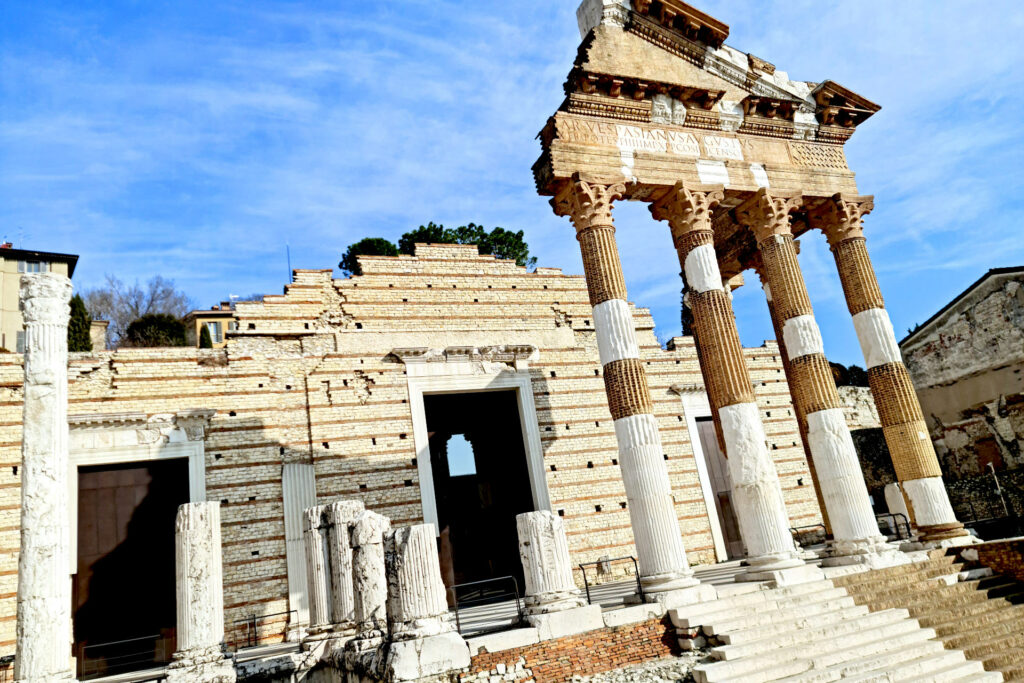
[[326, 500, 365, 636], [517, 511, 585, 614], [350, 510, 391, 647], [166, 502, 236, 683], [384, 524, 470, 681], [15, 274, 74, 683]]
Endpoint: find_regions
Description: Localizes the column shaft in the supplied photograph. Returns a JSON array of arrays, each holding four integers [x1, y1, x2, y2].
[[816, 195, 965, 542], [350, 510, 390, 642], [553, 175, 696, 594], [384, 524, 452, 640], [651, 184, 803, 575], [16, 274, 74, 682], [326, 500, 364, 633], [303, 505, 333, 634], [516, 511, 585, 614]]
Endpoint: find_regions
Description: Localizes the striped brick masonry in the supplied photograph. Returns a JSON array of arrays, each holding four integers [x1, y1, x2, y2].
[[738, 189, 900, 567], [810, 194, 967, 542], [15, 273, 74, 683], [651, 183, 816, 585], [552, 173, 701, 598]]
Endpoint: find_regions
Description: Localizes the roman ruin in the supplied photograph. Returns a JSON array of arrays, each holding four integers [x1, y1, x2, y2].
[[6, 1, 1024, 682]]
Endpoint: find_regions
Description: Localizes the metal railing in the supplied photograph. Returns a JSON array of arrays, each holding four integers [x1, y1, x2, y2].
[[229, 610, 296, 651], [450, 576, 524, 637], [78, 633, 172, 679], [577, 555, 643, 605], [790, 524, 827, 548], [876, 512, 912, 540]]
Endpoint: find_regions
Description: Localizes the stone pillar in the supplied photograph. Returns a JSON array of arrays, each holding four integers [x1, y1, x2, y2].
[[517, 511, 585, 614], [325, 500, 364, 635], [303, 505, 333, 637], [651, 183, 817, 585], [551, 173, 699, 597], [384, 525, 469, 681], [737, 189, 900, 566], [15, 273, 74, 682], [349, 510, 390, 646], [810, 194, 967, 542], [166, 502, 235, 683]]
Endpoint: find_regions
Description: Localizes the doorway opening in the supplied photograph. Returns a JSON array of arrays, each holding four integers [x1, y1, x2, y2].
[[73, 459, 189, 679], [424, 390, 535, 595], [694, 417, 745, 560]]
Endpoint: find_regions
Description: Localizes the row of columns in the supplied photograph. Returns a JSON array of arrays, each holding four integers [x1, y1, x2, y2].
[[551, 175, 965, 588]]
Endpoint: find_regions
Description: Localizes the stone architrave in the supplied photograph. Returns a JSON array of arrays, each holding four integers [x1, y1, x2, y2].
[[166, 502, 235, 683], [384, 525, 470, 681], [325, 500, 364, 635], [303, 505, 333, 638], [15, 273, 74, 682], [516, 511, 586, 614], [737, 189, 904, 568], [810, 194, 968, 543], [349, 510, 391, 646], [651, 183, 821, 586]]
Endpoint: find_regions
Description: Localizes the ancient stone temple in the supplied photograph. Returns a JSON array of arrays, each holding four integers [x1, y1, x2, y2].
[[7, 1, 1024, 682]]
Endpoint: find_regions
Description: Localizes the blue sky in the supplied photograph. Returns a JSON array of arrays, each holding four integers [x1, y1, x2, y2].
[[2, 1, 1023, 364]]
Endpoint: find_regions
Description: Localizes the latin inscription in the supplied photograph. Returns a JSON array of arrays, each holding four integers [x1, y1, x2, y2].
[[557, 118, 726, 160]]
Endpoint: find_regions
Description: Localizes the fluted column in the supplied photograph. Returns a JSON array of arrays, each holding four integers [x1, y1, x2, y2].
[[737, 190, 898, 565], [651, 183, 807, 580], [16, 273, 74, 683], [517, 511, 586, 614], [349, 510, 390, 646], [303, 505, 333, 636], [810, 194, 966, 542], [167, 502, 235, 683], [551, 173, 697, 595], [326, 500, 364, 635]]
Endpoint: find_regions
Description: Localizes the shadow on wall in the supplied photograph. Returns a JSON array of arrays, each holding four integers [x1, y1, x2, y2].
[[851, 428, 896, 513]]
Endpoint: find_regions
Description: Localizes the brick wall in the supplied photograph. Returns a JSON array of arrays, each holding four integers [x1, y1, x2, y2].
[[975, 539, 1024, 583], [461, 616, 677, 682], [0, 244, 823, 655]]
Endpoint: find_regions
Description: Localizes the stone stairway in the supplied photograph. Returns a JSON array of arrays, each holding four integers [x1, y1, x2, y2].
[[670, 573, 1000, 682], [833, 549, 1024, 682]]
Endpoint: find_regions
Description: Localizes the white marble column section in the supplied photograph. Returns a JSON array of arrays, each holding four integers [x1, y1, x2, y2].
[[593, 297, 696, 592], [174, 502, 226, 652], [686, 248, 803, 571], [384, 524, 452, 640], [516, 511, 586, 614], [281, 463, 316, 633], [325, 500, 364, 634], [303, 505, 332, 635], [350, 510, 391, 642], [15, 273, 74, 682]]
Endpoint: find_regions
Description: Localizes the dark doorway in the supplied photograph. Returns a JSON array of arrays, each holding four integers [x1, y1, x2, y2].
[[694, 417, 745, 560], [73, 459, 189, 679], [425, 390, 535, 595]]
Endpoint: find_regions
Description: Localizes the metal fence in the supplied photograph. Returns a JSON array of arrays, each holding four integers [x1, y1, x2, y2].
[[228, 610, 296, 651], [450, 576, 524, 637], [576, 556, 643, 606]]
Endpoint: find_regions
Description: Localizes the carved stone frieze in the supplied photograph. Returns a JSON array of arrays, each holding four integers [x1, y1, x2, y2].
[[735, 188, 802, 244], [551, 174, 627, 233], [390, 345, 538, 375]]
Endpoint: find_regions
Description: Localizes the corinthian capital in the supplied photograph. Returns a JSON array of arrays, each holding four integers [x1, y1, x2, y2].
[[20, 273, 72, 326], [807, 193, 875, 248], [649, 182, 724, 240], [551, 173, 626, 234], [736, 188, 802, 244]]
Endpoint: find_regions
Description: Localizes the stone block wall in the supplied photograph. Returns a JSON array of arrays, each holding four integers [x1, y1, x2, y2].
[[0, 244, 822, 656], [975, 539, 1024, 583]]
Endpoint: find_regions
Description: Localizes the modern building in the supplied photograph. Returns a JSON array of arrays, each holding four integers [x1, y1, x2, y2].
[[184, 303, 237, 349], [0, 243, 78, 352]]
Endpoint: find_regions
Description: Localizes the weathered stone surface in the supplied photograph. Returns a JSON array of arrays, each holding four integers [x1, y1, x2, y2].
[[350, 509, 390, 643], [325, 499, 365, 633], [304, 505, 333, 635], [385, 524, 452, 640], [15, 273, 74, 682], [527, 604, 604, 640], [516, 511, 586, 614]]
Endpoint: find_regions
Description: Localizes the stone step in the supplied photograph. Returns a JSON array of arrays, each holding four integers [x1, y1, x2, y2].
[[997, 661, 1024, 682], [929, 601, 1024, 636], [696, 596, 859, 636], [771, 632, 946, 682], [834, 558, 961, 586], [868, 588, 1006, 613], [717, 604, 870, 645], [917, 593, 1020, 628], [839, 566, 970, 596], [946, 623, 1024, 655], [848, 576, 985, 606], [899, 659, 1003, 682], [977, 637, 1024, 669], [670, 583, 842, 628], [710, 609, 914, 661], [695, 618, 931, 682], [840, 650, 977, 682]]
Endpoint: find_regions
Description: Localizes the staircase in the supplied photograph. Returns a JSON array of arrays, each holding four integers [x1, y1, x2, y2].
[[833, 549, 1024, 682], [670, 571, 1000, 682]]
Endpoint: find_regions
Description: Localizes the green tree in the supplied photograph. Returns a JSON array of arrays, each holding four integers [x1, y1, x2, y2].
[[397, 223, 537, 269], [397, 222, 448, 255], [198, 324, 213, 349], [123, 314, 187, 348], [67, 294, 93, 352], [339, 237, 399, 276], [845, 364, 870, 387]]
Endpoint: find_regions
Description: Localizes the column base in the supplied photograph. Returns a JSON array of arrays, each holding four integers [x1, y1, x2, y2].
[[526, 604, 604, 640], [165, 645, 237, 683], [385, 631, 471, 682], [524, 588, 587, 615], [821, 536, 909, 569], [918, 522, 970, 543], [640, 570, 702, 595], [738, 560, 823, 587], [643, 582, 718, 610]]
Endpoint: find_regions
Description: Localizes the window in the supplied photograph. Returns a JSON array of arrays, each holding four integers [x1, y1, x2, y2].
[[17, 261, 48, 273], [15, 331, 25, 354], [446, 434, 477, 477], [206, 321, 223, 344]]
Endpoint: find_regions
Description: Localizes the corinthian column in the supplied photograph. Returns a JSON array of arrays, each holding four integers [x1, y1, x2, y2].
[[809, 194, 967, 542], [737, 189, 901, 566], [651, 183, 817, 585], [551, 173, 699, 598], [16, 273, 74, 683]]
